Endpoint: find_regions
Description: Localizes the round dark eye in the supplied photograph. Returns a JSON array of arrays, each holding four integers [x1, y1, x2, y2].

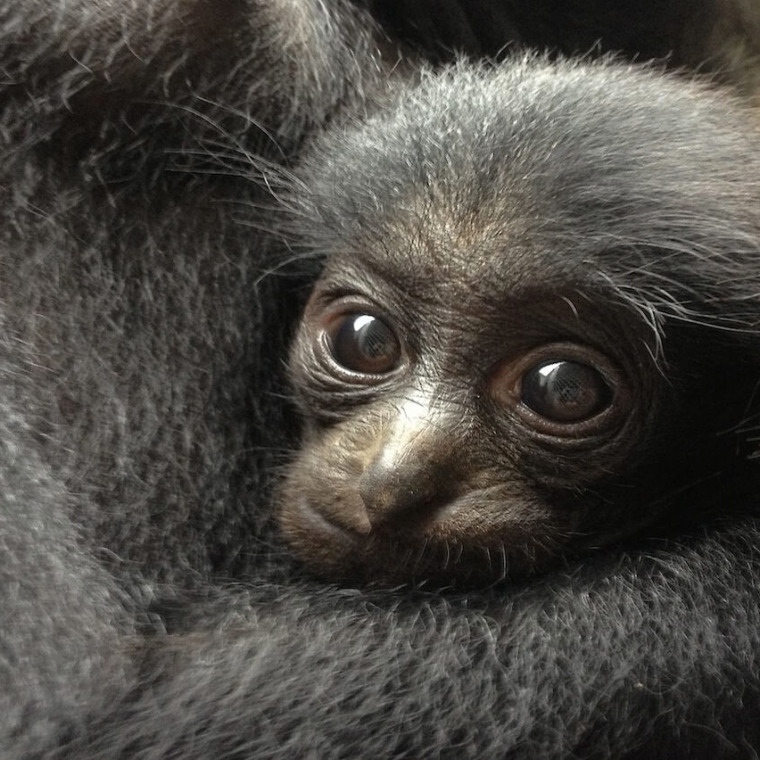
[[327, 313, 401, 374], [520, 360, 612, 423]]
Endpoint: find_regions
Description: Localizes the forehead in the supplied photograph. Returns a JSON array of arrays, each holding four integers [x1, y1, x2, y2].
[[301, 77, 628, 305], [297, 59, 760, 353], [317, 189, 590, 311]]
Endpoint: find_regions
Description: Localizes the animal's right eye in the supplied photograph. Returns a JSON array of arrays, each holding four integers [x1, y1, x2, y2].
[[326, 313, 401, 375]]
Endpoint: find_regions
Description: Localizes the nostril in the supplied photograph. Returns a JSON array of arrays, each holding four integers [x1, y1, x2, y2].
[[357, 454, 458, 527]]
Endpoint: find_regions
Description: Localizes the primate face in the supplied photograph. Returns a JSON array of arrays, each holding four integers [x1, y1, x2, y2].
[[276, 61, 760, 586], [278, 231, 663, 585]]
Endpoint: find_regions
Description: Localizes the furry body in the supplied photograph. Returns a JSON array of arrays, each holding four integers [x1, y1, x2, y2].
[[2, 1, 760, 758]]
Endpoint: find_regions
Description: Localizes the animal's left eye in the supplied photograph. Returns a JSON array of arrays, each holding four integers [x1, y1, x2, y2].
[[326, 313, 401, 374], [520, 360, 612, 423], [488, 342, 628, 437]]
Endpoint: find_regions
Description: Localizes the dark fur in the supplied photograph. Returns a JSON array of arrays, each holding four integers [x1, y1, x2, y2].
[[3, 1, 760, 758], [278, 59, 760, 586]]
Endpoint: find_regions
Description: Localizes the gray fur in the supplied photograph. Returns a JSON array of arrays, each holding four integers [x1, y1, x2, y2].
[[2, 1, 760, 758]]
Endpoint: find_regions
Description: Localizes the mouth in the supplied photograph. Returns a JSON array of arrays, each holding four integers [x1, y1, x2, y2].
[[277, 484, 566, 587], [284, 494, 361, 541], [280, 495, 490, 586], [277, 493, 370, 578]]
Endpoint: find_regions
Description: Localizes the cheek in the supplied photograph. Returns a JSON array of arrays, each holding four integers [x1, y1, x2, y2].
[[276, 425, 371, 577]]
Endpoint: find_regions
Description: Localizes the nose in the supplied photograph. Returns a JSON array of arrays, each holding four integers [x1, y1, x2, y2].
[[357, 393, 463, 527]]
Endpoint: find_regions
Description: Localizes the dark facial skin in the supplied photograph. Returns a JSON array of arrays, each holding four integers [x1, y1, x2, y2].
[[278, 235, 664, 585]]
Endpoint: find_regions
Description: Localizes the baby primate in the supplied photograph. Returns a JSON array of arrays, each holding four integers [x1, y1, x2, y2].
[[7, 1, 760, 756], [279, 58, 760, 585]]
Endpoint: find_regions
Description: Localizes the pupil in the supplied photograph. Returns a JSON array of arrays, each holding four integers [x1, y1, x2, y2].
[[521, 360, 611, 423], [353, 315, 392, 358]]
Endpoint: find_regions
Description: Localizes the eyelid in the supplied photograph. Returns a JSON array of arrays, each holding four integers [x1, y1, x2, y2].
[[307, 290, 393, 321], [307, 288, 413, 351]]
